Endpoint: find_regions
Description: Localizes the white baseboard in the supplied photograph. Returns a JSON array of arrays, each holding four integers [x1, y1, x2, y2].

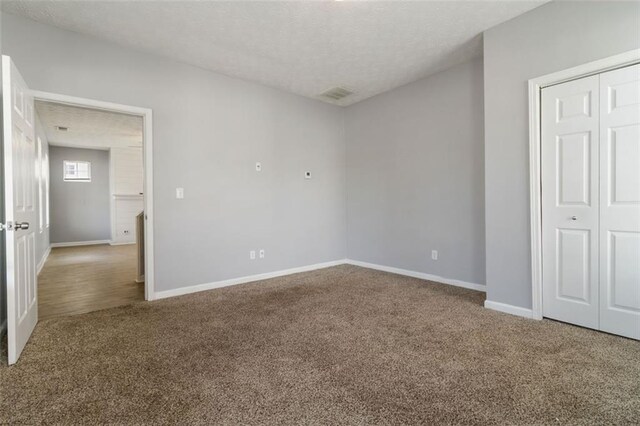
[[37, 246, 51, 275], [109, 241, 136, 246], [484, 300, 534, 319], [153, 259, 348, 300], [154, 258, 486, 302], [345, 259, 486, 292], [50, 240, 111, 248]]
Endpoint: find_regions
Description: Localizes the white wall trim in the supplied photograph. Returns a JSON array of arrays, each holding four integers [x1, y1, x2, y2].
[[484, 300, 534, 319], [345, 259, 486, 292], [527, 49, 640, 321], [48, 142, 110, 151], [109, 241, 136, 246], [37, 246, 51, 275], [32, 90, 156, 301], [154, 260, 347, 300], [154, 258, 487, 302], [50, 240, 111, 248]]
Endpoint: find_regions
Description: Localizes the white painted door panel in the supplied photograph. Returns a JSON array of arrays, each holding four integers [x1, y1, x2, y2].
[[2, 55, 38, 364], [542, 75, 600, 329], [599, 64, 640, 340]]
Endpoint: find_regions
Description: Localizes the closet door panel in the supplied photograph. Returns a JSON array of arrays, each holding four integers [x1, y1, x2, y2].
[[542, 75, 600, 329], [599, 64, 640, 340]]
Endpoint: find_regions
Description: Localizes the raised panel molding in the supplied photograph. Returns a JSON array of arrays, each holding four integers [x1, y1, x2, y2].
[[13, 125, 25, 211], [557, 229, 591, 303], [608, 232, 640, 312], [609, 125, 640, 204], [16, 236, 27, 320], [556, 91, 591, 122], [27, 233, 36, 308], [609, 80, 640, 112], [557, 132, 590, 206]]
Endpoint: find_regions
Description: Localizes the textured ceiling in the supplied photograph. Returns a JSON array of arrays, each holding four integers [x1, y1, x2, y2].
[[35, 101, 143, 149], [4, 1, 547, 106]]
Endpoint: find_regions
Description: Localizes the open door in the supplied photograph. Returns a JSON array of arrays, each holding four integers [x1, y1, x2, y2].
[[2, 55, 38, 364]]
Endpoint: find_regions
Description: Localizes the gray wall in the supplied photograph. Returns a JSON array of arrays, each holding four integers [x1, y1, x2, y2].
[[49, 146, 110, 243], [483, 1, 640, 309], [1, 13, 346, 292], [34, 114, 50, 262], [345, 58, 485, 285]]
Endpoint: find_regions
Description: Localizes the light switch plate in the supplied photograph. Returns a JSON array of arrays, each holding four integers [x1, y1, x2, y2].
[[176, 187, 184, 199], [256, 162, 262, 172]]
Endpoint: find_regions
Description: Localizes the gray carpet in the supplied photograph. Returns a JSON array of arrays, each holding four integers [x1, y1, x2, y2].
[[1, 265, 639, 424]]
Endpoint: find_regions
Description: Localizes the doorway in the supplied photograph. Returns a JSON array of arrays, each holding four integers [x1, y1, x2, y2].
[[2, 56, 155, 364], [34, 100, 146, 320], [535, 61, 639, 339], [31, 91, 156, 304]]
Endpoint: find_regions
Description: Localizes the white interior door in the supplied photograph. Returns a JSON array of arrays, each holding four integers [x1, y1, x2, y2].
[[2, 55, 38, 364], [542, 75, 600, 330], [599, 64, 640, 340]]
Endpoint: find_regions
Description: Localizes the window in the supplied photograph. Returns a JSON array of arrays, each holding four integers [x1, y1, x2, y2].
[[63, 160, 91, 182]]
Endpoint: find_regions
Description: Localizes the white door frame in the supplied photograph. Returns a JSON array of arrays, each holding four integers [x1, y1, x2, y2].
[[32, 90, 156, 301], [528, 49, 640, 320]]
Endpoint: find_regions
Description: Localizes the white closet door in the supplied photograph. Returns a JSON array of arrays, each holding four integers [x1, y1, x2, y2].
[[599, 64, 640, 340], [542, 75, 600, 329]]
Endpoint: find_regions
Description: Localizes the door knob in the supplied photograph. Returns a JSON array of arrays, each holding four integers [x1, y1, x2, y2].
[[570, 216, 577, 221], [14, 222, 29, 230]]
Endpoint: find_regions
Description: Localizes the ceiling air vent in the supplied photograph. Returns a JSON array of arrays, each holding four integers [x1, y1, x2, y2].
[[320, 87, 353, 101], [55, 126, 69, 132]]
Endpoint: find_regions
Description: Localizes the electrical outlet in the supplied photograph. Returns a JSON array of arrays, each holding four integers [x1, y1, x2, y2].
[[259, 249, 265, 259], [255, 162, 262, 172], [431, 250, 438, 261], [250, 250, 256, 260]]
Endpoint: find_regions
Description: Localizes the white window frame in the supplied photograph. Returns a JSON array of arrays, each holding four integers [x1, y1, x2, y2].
[[63, 160, 92, 182]]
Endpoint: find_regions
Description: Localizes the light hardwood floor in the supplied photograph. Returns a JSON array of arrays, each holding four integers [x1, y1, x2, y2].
[[38, 244, 144, 321]]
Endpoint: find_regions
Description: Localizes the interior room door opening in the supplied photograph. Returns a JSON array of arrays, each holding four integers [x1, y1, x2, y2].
[[35, 98, 149, 320], [32, 91, 155, 303], [2, 54, 154, 364]]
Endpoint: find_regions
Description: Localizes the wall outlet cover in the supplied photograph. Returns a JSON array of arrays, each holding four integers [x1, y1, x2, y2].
[[256, 162, 262, 172], [259, 249, 265, 259], [250, 250, 256, 260]]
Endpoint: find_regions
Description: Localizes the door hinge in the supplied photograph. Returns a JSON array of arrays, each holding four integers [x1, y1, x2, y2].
[[0, 221, 12, 231]]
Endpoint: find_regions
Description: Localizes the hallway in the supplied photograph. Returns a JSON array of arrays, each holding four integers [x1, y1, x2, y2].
[[38, 244, 144, 320]]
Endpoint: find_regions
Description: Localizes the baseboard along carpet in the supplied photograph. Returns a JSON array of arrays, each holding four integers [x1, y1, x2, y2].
[[1, 265, 638, 424]]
